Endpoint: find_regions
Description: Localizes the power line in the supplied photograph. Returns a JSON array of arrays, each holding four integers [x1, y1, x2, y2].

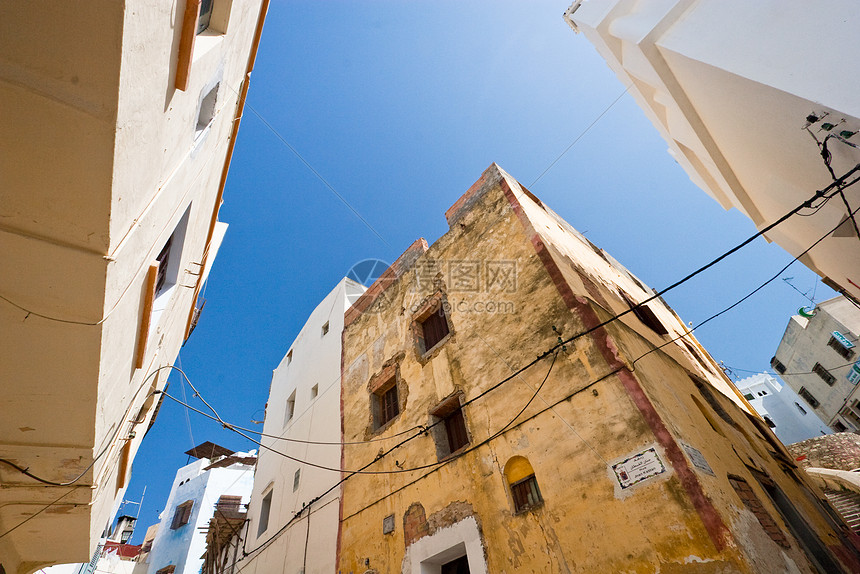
[[175, 165, 860, 558], [234, 86, 390, 248], [530, 85, 630, 187], [0, 486, 83, 541]]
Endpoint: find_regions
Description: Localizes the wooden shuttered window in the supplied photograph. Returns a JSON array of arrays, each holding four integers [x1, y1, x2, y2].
[[444, 407, 469, 454], [421, 309, 450, 351]]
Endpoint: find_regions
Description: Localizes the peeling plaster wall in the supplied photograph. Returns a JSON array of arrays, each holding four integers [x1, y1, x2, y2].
[[336, 164, 859, 573]]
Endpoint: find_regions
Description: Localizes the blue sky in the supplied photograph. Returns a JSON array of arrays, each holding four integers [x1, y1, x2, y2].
[[121, 1, 829, 542]]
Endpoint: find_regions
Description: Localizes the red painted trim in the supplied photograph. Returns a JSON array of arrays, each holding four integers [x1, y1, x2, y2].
[[499, 176, 730, 551], [344, 238, 428, 327]]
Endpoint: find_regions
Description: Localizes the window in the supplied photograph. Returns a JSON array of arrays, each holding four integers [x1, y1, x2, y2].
[[196, 83, 219, 138], [431, 396, 469, 459], [764, 416, 776, 428], [798, 387, 820, 409], [794, 402, 807, 415], [286, 350, 293, 364], [691, 376, 736, 427], [285, 391, 296, 425], [770, 357, 787, 374], [833, 421, 848, 432], [293, 469, 300, 492], [257, 488, 272, 537], [197, 0, 213, 34], [728, 475, 790, 548], [155, 236, 173, 294], [828, 335, 855, 360], [321, 321, 329, 336], [375, 384, 399, 429], [171, 500, 193, 529], [744, 393, 755, 401], [420, 308, 450, 352], [504, 456, 543, 514], [620, 290, 668, 336], [310, 384, 318, 400], [156, 567, 176, 574], [812, 363, 836, 386]]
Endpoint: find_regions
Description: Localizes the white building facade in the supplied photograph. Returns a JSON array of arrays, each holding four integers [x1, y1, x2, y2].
[[145, 446, 255, 574], [235, 278, 364, 574], [0, 2, 267, 572], [735, 373, 831, 446], [565, 0, 860, 304], [772, 296, 860, 432]]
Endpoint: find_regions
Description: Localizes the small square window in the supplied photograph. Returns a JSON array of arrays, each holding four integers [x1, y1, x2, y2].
[[812, 363, 836, 386], [744, 393, 755, 401], [156, 567, 176, 574], [431, 396, 469, 459], [321, 321, 330, 336], [763, 416, 776, 428], [510, 475, 543, 513], [420, 309, 449, 352], [620, 290, 668, 336], [285, 391, 296, 425], [374, 384, 399, 429], [171, 500, 193, 529], [293, 469, 301, 492], [798, 386, 820, 409], [257, 488, 272, 537], [770, 357, 787, 374], [828, 335, 855, 360], [197, 0, 213, 34], [310, 384, 319, 400], [196, 83, 219, 137]]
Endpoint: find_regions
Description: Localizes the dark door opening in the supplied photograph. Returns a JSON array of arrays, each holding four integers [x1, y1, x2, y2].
[[750, 469, 845, 574], [441, 555, 470, 574]]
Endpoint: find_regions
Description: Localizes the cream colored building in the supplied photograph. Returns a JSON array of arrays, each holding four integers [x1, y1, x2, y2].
[[565, 0, 860, 303], [0, 2, 267, 572]]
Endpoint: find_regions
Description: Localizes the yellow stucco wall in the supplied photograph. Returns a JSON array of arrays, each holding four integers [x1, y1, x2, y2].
[[336, 165, 858, 574]]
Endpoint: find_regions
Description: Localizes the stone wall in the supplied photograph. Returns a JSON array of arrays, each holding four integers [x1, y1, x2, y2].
[[789, 433, 860, 470]]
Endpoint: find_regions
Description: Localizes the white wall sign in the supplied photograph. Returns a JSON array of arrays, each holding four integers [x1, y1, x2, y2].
[[681, 442, 715, 476], [611, 447, 666, 489]]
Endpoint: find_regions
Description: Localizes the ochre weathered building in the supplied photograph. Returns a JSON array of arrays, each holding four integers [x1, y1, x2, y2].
[[336, 164, 860, 573]]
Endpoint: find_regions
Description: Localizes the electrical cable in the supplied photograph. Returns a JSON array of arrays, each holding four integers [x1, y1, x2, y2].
[[160, 349, 559, 477], [530, 85, 630, 187], [0, 364, 174, 487], [182, 166, 860, 558], [0, 486, 83, 541], [721, 363, 856, 377]]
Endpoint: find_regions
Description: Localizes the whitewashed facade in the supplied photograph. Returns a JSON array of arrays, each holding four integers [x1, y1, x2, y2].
[[566, 0, 860, 303], [236, 278, 364, 574], [736, 373, 831, 445], [0, 2, 267, 572]]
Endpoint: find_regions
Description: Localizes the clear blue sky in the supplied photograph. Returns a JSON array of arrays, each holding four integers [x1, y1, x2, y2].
[[122, 1, 830, 542]]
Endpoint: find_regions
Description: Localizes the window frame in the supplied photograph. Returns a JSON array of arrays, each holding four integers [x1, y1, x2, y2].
[[171, 500, 194, 530], [798, 386, 820, 409], [412, 291, 453, 359], [827, 335, 855, 360], [369, 363, 403, 433], [510, 474, 543, 514], [257, 486, 273, 537], [812, 362, 836, 386], [430, 394, 470, 460]]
